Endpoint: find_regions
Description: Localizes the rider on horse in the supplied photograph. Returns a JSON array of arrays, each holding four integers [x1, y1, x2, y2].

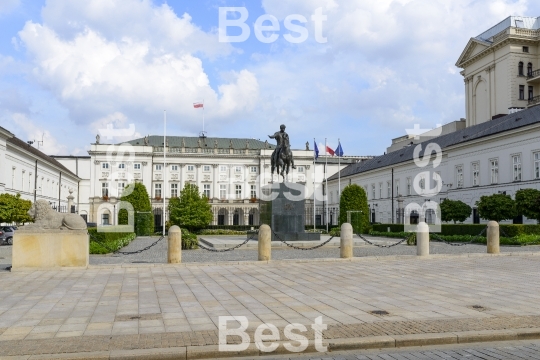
[[269, 124, 296, 170]]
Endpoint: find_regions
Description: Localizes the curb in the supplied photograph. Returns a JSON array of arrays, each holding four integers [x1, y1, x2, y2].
[[5, 328, 540, 360]]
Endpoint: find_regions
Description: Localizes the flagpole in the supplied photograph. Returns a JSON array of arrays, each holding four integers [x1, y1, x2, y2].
[[325, 138, 328, 233], [338, 138, 341, 205], [313, 138, 316, 231], [163, 110, 166, 237], [202, 99, 205, 134]]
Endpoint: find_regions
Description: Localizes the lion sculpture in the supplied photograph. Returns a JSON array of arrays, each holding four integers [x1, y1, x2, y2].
[[24, 200, 87, 230]]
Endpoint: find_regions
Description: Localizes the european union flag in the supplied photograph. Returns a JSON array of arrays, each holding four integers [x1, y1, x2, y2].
[[335, 142, 344, 157], [314, 141, 319, 160]]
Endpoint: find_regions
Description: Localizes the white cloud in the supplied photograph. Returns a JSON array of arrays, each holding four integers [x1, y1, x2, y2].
[[18, 5, 260, 132], [12, 113, 68, 155]]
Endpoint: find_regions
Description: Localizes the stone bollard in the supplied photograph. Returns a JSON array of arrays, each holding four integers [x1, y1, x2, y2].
[[487, 221, 500, 254], [258, 224, 271, 261], [168, 226, 182, 264], [340, 223, 353, 259], [416, 222, 430, 256]]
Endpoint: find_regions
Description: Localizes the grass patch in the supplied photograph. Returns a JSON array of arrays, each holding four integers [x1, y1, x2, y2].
[[88, 229, 136, 254]]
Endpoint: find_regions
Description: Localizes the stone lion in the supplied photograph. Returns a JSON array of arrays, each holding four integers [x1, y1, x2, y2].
[[24, 200, 87, 230]]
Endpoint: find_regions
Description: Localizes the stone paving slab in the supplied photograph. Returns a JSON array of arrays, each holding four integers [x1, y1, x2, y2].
[[0, 254, 539, 357]]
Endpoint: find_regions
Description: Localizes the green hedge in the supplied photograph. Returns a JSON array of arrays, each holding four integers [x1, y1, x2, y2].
[[371, 223, 540, 237], [198, 229, 247, 235], [181, 228, 199, 249], [88, 228, 136, 254], [135, 212, 154, 236]]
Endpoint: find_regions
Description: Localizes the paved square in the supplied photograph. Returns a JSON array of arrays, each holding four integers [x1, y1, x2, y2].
[[0, 254, 539, 357]]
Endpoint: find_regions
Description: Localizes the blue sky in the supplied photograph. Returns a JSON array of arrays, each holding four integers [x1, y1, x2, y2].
[[0, 0, 538, 156]]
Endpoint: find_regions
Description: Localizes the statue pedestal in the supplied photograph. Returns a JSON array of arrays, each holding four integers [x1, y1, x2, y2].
[[12, 230, 89, 271], [254, 183, 320, 241]]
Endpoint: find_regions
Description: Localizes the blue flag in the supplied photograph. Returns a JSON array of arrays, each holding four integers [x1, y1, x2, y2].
[[314, 141, 319, 160], [335, 142, 344, 157]]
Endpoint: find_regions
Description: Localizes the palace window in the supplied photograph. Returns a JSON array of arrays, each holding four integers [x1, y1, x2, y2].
[[251, 185, 257, 198], [171, 165, 178, 171], [519, 61, 524, 76], [203, 184, 210, 198], [235, 166, 242, 173], [529, 86, 534, 100], [220, 184, 227, 199], [250, 166, 258, 173], [187, 165, 194, 172], [371, 184, 375, 200], [101, 183, 109, 197], [155, 164, 162, 171], [379, 183, 382, 199], [154, 184, 162, 198], [171, 183, 178, 198], [523, 46, 529, 53], [117, 182, 125, 197], [387, 181, 391, 198], [102, 163, 109, 170], [528, 62, 533, 76], [419, 176, 425, 191], [235, 185, 242, 199], [535, 152, 540, 179], [297, 166, 305, 173], [134, 163, 141, 170], [513, 155, 522, 181], [220, 165, 227, 172], [406, 177, 411, 195], [490, 159, 499, 184], [472, 162, 480, 186], [456, 165, 464, 188], [203, 165, 211, 172], [395, 180, 400, 196], [519, 85, 525, 100], [118, 163, 125, 169]]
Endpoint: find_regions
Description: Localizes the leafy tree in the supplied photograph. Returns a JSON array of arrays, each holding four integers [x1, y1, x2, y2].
[[169, 183, 213, 233], [476, 194, 517, 222], [0, 193, 33, 224], [120, 182, 153, 235], [440, 199, 472, 224], [338, 184, 369, 234], [515, 188, 540, 222]]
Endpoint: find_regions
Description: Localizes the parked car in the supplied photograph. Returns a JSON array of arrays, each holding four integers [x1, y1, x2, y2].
[[1, 226, 14, 245], [0, 229, 5, 244]]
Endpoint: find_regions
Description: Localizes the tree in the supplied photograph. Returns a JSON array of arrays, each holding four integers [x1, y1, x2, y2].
[[476, 193, 517, 222], [440, 199, 472, 224], [0, 193, 33, 224], [119, 182, 153, 235], [169, 183, 213, 233], [338, 184, 369, 234], [515, 188, 540, 222]]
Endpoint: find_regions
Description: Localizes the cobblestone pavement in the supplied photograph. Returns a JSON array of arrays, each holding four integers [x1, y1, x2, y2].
[[83, 236, 540, 265], [0, 255, 540, 356], [248, 340, 540, 360]]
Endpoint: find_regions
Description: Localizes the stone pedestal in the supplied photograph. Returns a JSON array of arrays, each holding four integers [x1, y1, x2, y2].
[[487, 221, 500, 254], [340, 223, 353, 259], [255, 183, 320, 241], [168, 226, 182, 264], [258, 224, 271, 261], [416, 222, 430, 257], [12, 230, 89, 270]]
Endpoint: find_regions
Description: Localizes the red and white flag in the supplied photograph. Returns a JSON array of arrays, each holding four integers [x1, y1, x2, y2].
[[326, 146, 335, 156], [193, 103, 204, 109]]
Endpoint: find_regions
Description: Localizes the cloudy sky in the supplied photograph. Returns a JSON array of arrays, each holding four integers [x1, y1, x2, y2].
[[0, 0, 537, 156]]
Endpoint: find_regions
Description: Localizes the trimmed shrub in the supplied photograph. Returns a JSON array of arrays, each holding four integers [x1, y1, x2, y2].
[[135, 212, 154, 236], [169, 184, 213, 233], [339, 184, 370, 234], [181, 228, 199, 249], [198, 229, 247, 235], [372, 223, 540, 237], [120, 183, 153, 236], [88, 228, 136, 254]]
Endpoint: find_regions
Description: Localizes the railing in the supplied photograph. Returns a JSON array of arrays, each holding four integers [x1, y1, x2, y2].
[[528, 95, 540, 107], [527, 69, 540, 79]]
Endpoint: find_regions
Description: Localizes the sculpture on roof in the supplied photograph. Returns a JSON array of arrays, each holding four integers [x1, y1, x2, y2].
[[305, 141, 310, 151], [214, 140, 218, 148], [182, 138, 186, 147], [197, 138, 201, 147], [246, 140, 250, 149], [144, 135, 149, 146], [229, 139, 233, 148], [96, 134, 100, 144], [268, 124, 295, 182]]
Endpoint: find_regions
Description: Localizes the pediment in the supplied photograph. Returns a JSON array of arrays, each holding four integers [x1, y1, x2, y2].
[[456, 38, 491, 68]]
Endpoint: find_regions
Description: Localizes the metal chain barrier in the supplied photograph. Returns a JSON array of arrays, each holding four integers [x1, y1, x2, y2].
[[429, 227, 487, 247], [88, 232, 165, 255], [356, 234, 410, 248], [272, 230, 335, 250], [196, 232, 257, 252]]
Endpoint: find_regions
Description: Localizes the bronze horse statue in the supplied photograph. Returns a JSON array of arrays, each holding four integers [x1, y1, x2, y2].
[[269, 125, 295, 182]]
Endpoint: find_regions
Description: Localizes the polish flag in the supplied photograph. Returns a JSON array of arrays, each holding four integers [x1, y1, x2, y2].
[[193, 103, 204, 108], [326, 146, 335, 156]]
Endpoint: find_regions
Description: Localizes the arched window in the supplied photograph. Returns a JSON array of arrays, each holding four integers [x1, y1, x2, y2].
[[518, 62, 524, 76], [528, 62, 533, 76]]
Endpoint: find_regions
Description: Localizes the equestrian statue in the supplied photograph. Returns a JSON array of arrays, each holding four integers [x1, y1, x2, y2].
[[268, 124, 296, 182]]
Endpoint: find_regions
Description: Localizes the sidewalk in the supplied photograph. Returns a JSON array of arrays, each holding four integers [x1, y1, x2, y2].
[[1, 254, 540, 359]]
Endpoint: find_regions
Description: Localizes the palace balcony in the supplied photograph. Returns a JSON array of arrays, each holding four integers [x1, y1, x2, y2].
[[527, 69, 540, 84], [528, 95, 540, 108]]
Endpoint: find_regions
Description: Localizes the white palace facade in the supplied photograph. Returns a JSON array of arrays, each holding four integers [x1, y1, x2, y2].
[[56, 136, 369, 227]]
